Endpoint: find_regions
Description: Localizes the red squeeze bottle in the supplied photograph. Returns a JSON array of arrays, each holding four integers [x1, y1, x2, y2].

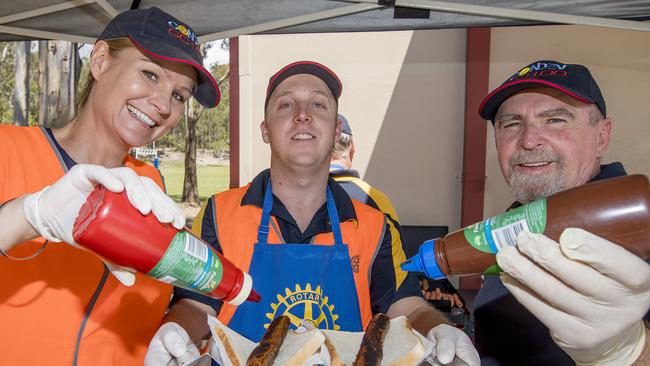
[[73, 186, 260, 305], [402, 174, 650, 279]]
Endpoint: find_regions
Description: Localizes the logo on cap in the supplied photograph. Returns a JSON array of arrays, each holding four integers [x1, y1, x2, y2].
[[509, 61, 568, 81], [167, 20, 200, 57]]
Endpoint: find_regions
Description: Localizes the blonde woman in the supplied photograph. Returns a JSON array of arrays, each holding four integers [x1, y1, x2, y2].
[[0, 7, 218, 365]]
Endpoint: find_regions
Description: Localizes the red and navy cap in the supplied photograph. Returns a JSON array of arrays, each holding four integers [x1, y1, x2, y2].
[[99, 7, 220, 108], [479, 60, 606, 122], [265, 61, 342, 109]]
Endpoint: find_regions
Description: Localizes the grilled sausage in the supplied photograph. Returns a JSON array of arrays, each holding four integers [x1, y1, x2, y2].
[[353, 313, 390, 366], [246, 315, 291, 366]]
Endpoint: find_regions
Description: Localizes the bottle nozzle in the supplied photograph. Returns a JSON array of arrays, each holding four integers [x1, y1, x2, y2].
[[247, 289, 261, 303], [400, 257, 423, 273], [401, 239, 446, 279]]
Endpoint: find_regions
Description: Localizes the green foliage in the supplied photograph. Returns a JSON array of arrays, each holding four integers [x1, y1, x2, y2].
[[156, 62, 230, 154], [0, 43, 16, 123]]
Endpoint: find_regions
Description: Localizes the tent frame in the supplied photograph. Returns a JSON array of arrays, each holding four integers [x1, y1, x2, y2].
[[0, 0, 649, 45]]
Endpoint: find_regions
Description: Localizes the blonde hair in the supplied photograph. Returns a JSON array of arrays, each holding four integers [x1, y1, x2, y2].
[[76, 37, 134, 112]]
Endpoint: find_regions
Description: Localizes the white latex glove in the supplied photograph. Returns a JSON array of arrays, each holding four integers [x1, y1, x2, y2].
[[497, 228, 650, 365], [23, 164, 185, 286], [427, 324, 480, 366], [145, 322, 200, 366]]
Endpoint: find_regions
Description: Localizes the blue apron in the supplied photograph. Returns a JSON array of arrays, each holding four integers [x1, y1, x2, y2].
[[228, 181, 363, 341]]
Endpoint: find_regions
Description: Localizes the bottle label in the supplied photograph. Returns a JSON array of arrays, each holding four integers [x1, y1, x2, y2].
[[463, 198, 547, 254], [148, 231, 224, 293]]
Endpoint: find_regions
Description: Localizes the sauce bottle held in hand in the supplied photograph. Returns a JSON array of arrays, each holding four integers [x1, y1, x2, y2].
[[402, 175, 650, 279], [73, 186, 261, 304]]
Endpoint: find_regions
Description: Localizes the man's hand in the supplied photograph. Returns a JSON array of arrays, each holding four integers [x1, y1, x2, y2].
[[423, 287, 464, 309], [497, 228, 650, 365], [145, 322, 200, 366], [427, 324, 480, 365], [22, 164, 185, 286]]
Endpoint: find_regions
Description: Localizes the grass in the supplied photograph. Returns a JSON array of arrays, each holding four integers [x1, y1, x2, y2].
[[157, 160, 230, 203]]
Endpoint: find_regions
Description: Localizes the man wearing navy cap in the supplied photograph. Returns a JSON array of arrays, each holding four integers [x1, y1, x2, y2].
[[169, 61, 479, 365], [474, 60, 650, 365]]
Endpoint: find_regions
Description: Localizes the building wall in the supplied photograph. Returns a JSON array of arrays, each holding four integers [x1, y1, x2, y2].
[[239, 29, 467, 229], [237, 24, 650, 230], [484, 25, 650, 217]]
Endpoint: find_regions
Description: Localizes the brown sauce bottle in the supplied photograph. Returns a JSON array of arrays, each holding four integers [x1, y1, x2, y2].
[[402, 175, 650, 279]]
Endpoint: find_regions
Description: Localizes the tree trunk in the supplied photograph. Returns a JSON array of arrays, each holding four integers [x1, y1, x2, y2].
[[38, 41, 47, 125], [13, 41, 30, 126], [181, 100, 204, 205], [39, 41, 80, 128], [181, 44, 207, 206]]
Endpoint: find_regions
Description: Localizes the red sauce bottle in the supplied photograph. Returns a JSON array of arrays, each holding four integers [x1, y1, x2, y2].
[[73, 186, 260, 304], [402, 175, 650, 279]]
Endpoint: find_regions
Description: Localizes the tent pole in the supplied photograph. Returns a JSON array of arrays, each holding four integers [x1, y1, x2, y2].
[[0, 0, 115, 43], [229, 37, 240, 189], [0, 0, 95, 24], [459, 27, 490, 293], [95, 0, 119, 17], [0, 25, 94, 43]]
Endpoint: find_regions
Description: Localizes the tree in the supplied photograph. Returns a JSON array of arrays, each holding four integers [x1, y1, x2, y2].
[[13, 41, 30, 126], [181, 96, 205, 205], [38, 40, 81, 128], [0, 43, 16, 122], [181, 67, 230, 205]]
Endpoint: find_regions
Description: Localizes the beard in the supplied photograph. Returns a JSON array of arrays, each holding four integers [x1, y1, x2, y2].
[[506, 149, 566, 204]]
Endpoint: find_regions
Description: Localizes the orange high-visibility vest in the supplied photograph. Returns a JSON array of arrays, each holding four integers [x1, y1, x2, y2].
[[0, 125, 172, 366], [206, 183, 386, 329]]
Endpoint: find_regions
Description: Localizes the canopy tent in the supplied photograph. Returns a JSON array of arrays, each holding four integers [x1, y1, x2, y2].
[[1, 0, 650, 44], [4, 1, 649, 295]]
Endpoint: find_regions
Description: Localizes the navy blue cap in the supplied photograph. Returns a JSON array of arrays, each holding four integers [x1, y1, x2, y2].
[[338, 113, 352, 136], [99, 7, 220, 108], [265, 61, 342, 109], [479, 60, 606, 122]]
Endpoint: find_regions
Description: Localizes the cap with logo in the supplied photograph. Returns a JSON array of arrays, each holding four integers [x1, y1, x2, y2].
[[478, 60, 606, 122], [337, 113, 352, 136], [265, 61, 342, 109], [99, 6, 219, 108]]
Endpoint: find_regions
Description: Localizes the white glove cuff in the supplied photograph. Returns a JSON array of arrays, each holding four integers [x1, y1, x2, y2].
[[575, 321, 647, 366], [23, 186, 61, 243]]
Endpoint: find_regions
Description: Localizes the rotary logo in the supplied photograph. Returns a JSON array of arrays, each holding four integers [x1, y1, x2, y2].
[[265, 284, 340, 331]]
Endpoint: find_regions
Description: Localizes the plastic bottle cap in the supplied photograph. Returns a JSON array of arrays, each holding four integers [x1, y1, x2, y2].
[[228, 271, 253, 306], [401, 239, 445, 280]]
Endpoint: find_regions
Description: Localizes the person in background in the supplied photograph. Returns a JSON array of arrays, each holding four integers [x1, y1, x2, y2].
[[329, 113, 402, 226], [474, 59, 650, 365], [330, 113, 464, 310], [148, 61, 480, 366], [0, 7, 219, 365]]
